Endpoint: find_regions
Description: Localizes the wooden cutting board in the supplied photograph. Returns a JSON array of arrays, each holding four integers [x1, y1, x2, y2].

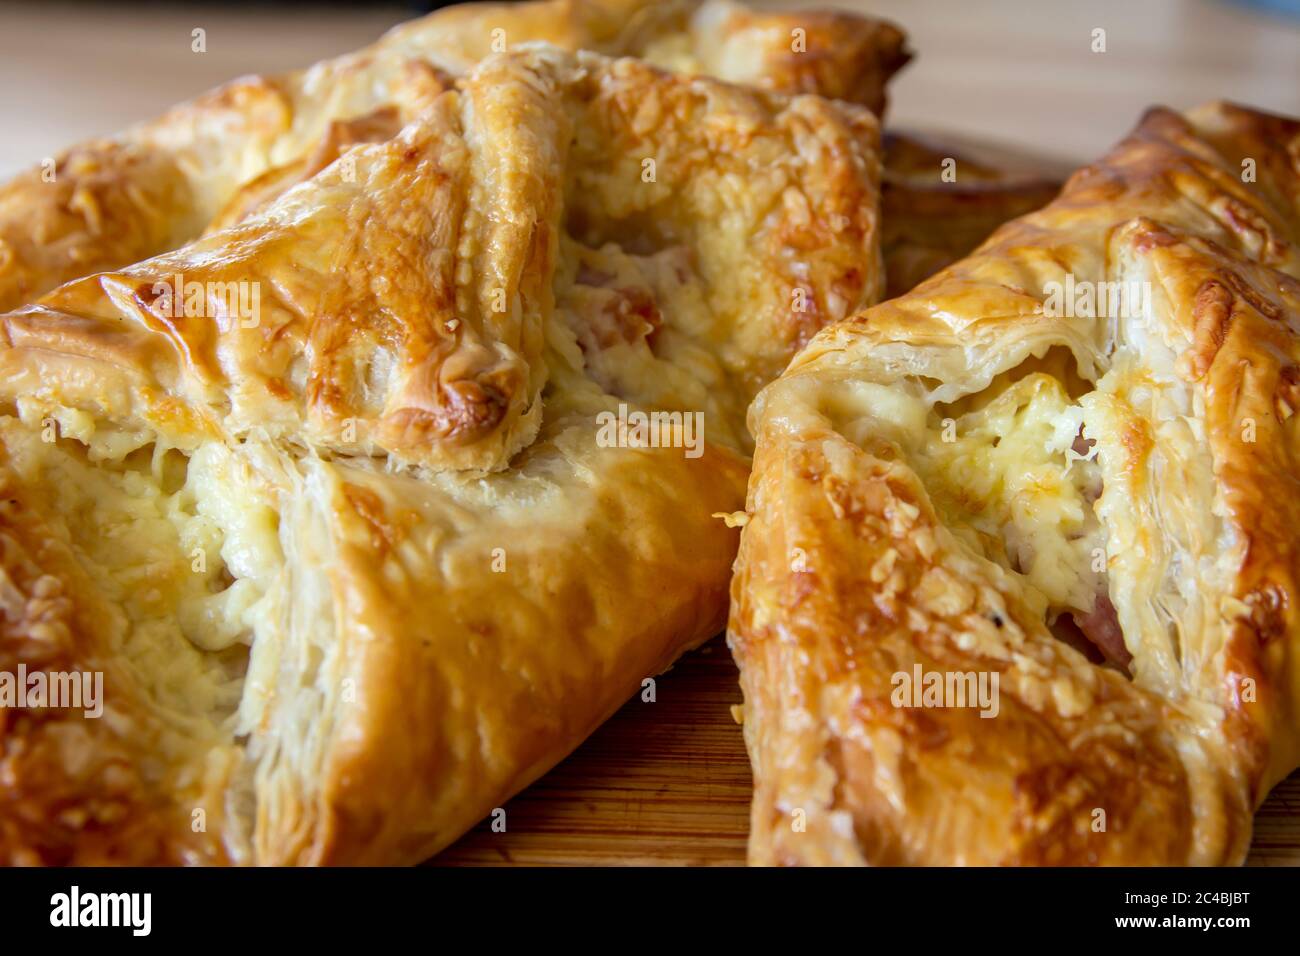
[[436, 633, 1300, 866], [435, 635, 750, 866]]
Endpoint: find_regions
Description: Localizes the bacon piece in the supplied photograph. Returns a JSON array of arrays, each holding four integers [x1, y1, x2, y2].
[[571, 261, 662, 352], [1071, 594, 1131, 670]]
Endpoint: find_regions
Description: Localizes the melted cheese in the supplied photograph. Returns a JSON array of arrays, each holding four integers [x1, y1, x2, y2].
[[914, 374, 1104, 615], [553, 236, 748, 450], [835, 370, 1106, 619], [177, 442, 282, 653], [0, 414, 285, 725]]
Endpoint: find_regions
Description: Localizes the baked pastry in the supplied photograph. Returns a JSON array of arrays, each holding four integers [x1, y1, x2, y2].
[[0, 0, 906, 312], [0, 46, 882, 864], [2, 0, 1046, 308], [395, 0, 911, 116], [0, 38, 451, 313], [881, 131, 1063, 297], [730, 102, 1300, 865], [631, 0, 909, 116]]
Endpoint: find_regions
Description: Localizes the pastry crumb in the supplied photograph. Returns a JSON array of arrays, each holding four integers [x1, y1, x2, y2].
[[713, 510, 750, 528]]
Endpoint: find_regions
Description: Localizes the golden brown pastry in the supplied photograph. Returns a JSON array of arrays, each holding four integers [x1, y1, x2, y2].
[[0, 46, 882, 864], [633, 0, 909, 116], [0, 0, 906, 312], [0, 46, 451, 312], [730, 102, 1300, 865], [881, 131, 1063, 297]]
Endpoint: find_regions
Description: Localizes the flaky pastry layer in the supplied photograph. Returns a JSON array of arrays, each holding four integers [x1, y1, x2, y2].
[[731, 102, 1300, 866], [0, 0, 907, 313], [0, 46, 882, 865]]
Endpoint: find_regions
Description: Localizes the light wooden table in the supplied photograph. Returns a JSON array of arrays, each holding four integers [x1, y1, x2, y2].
[[840, 0, 1300, 163], [2, 0, 1298, 865], [0, 1, 409, 178]]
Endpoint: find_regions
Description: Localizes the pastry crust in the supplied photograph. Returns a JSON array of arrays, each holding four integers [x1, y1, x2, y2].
[[0, 51, 452, 312], [881, 132, 1062, 297], [0, 0, 906, 312], [634, 0, 909, 116], [731, 102, 1300, 865], [0, 47, 882, 864]]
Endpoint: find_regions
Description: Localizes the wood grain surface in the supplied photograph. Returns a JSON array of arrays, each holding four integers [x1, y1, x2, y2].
[[437, 634, 1300, 866], [435, 635, 751, 866]]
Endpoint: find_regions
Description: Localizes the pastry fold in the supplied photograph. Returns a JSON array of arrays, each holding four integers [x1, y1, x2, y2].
[[0, 0, 1040, 305], [731, 102, 1300, 865], [0, 46, 881, 865]]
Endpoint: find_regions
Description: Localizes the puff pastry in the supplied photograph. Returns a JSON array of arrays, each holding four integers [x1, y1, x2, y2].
[[0, 46, 882, 864], [881, 131, 1062, 298], [731, 102, 1300, 865], [0, 0, 907, 312]]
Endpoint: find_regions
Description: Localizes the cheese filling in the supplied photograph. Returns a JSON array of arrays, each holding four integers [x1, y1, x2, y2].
[[1, 400, 356, 860], [833, 351, 1129, 669], [4, 402, 285, 727], [915, 373, 1105, 621], [552, 235, 748, 450]]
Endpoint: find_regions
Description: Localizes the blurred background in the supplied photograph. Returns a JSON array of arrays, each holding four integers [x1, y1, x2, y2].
[[1, 0, 1298, 176]]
